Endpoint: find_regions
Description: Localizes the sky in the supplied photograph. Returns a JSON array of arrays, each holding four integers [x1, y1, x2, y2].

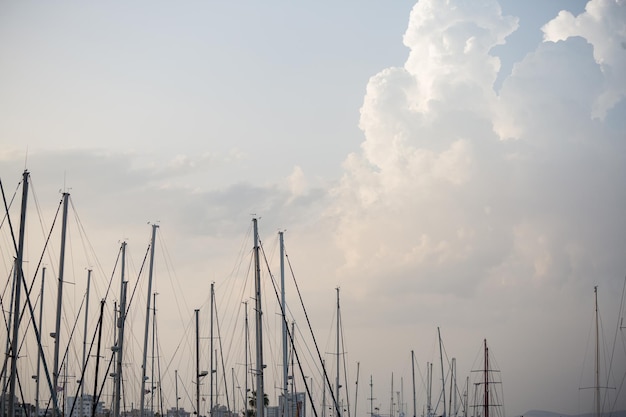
[[1, 1, 626, 416]]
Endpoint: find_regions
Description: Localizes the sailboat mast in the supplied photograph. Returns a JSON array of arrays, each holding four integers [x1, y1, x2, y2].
[[1, 265, 14, 417], [35, 267, 46, 417], [113, 242, 127, 417], [354, 362, 360, 417], [81, 269, 92, 399], [210, 282, 215, 417], [369, 375, 373, 417], [92, 300, 105, 417], [463, 377, 468, 417], [114, 278, 127, 417], [253, 218, 265, 417], [322, 361, 326, 417], [175, 369, 180, 417], [389, 373, 393, 417], [451, 358, 456, 417], [244, 301, 249, 417], [280, 232, 289, 417], [151, 293, 158, 415], [53, 191, 70, 400], [196, 309, 201, 417], [411, 351, 416, 417], [594, 286, 600, 417], [140, 224, 158, 417], [426, 362, 433, 417], [448, 358, 454, 417], [2, 264, 15, 417], [336, 287, 341, 417], [437, 328, 446, 417], [483, 339, 489, 417], [232, 368, 236, 417], [399, 378, 403, 417], [73, 268, 92, 417]]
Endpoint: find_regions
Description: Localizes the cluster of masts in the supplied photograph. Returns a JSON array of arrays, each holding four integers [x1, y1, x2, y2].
[[1, 172, 164, 417], [0, 171, 350, 417], [2, 170, 507, 417]]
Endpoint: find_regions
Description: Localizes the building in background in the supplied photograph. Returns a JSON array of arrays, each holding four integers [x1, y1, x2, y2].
[[278, 392, 305, 417], [65, 395, 105, 417], [166, 407, 191, 417]]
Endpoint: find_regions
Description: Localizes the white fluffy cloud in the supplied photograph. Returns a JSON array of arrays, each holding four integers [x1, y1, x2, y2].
[[543, 0, 626, 118], [334, 0, 625, 291], [402, 0, 518, 114], [330, 1, 626, 411]]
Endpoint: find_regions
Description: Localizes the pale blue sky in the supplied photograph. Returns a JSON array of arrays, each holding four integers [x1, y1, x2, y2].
[[0, 0, 586, 183]]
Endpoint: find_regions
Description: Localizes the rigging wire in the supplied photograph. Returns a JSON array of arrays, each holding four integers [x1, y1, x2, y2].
[[156, 297, 165, 417], [608, 275, 626, 412], [124, 238, 151, 317], [410, 351, 428, 416], [0, 175, 62, 406], [285, 244, 338, 417], [597, 299, 612, 415], [260, 239, 325, 417], [0, 263, 16, 390], [0, 177, 19, 275], [69, 197, 110, 301], [215, 291, 231, 412], [30, 179, 61, 282], [157, 230, 192, 342], [340, 304, 350, 417], [68, 297, 109, 416]]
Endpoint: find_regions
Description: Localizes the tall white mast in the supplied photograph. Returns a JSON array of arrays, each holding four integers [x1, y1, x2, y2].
[[322, 361, 326, 417], [448, 359, 452, 417], [253, 218, 265, 417], [232, 368, 236, 417], [463, 377, 468, 417], [354, 362, 360, 417], [437, 328, 446, 417], [140, 224, 158, 417], [53, 191, 70, 402], [35, 268, 46, 417], [113, 242, 127, 417], [244, 301, 249, 417], [175, 370, 180, 417], [411, 351, 416, 417], [426, 362, 433, 417], [280, 232, 288, 417], [210, 282, 215, 417], [113, 282, 127, 416], [389, 373, 393, 417], [151, 293, 158, 415], [195, 309, 203, 417], [594, 286, 600, 417], [77, 268, 92, 417], [335, 287, 341, 417], [369, 375, 373, 417], [81, 269, 92, 399]]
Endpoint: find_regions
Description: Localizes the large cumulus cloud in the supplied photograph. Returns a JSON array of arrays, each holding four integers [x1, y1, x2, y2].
[[328, 1, 626, 412], [330, 0, 626, 316]]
